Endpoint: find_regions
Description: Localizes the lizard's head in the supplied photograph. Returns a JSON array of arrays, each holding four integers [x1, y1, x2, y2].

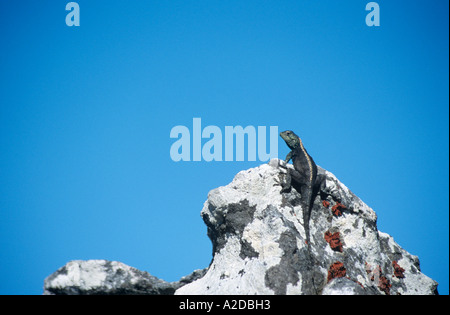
[[280, 130, 300, 150]]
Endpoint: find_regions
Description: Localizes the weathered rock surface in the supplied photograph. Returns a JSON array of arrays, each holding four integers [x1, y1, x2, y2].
[[175, 159, 438, 295], [44, 159, 438, 295], [43, 260, 206, 295]]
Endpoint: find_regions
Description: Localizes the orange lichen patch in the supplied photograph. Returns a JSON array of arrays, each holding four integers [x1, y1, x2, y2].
[[327, 261, 346, 282], [378, 274, 392, 295], [365, 263, 392, 295], [392, 261, 405, 278], [322, 200, 330, 208], [324, 231, 343, 252], [331, 202, 346, 216]]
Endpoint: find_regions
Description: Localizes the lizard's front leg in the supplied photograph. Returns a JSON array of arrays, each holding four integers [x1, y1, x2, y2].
[[285, 151, 293, 163]]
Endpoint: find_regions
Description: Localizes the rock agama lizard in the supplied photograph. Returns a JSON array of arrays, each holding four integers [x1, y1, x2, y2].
[[280, 130, 325, 243]]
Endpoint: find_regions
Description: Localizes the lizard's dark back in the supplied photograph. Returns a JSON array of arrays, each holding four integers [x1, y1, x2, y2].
[[292, 145, 317, 186]]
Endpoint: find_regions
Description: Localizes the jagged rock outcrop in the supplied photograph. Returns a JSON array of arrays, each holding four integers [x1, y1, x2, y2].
[[176, 159, 437, 295], [43, 260, 207, 295], [44, 159, 438, 295]]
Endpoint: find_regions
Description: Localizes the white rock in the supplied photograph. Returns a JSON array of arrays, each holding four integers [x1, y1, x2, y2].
[[176, 159, 438, 295]]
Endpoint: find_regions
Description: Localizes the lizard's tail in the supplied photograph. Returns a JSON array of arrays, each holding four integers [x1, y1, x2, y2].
[[302, 185, 314, 244], [302, 185, 321, 295]]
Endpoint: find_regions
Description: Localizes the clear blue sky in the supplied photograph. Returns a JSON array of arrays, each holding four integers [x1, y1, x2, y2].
[[1, 1, 448, 295]]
